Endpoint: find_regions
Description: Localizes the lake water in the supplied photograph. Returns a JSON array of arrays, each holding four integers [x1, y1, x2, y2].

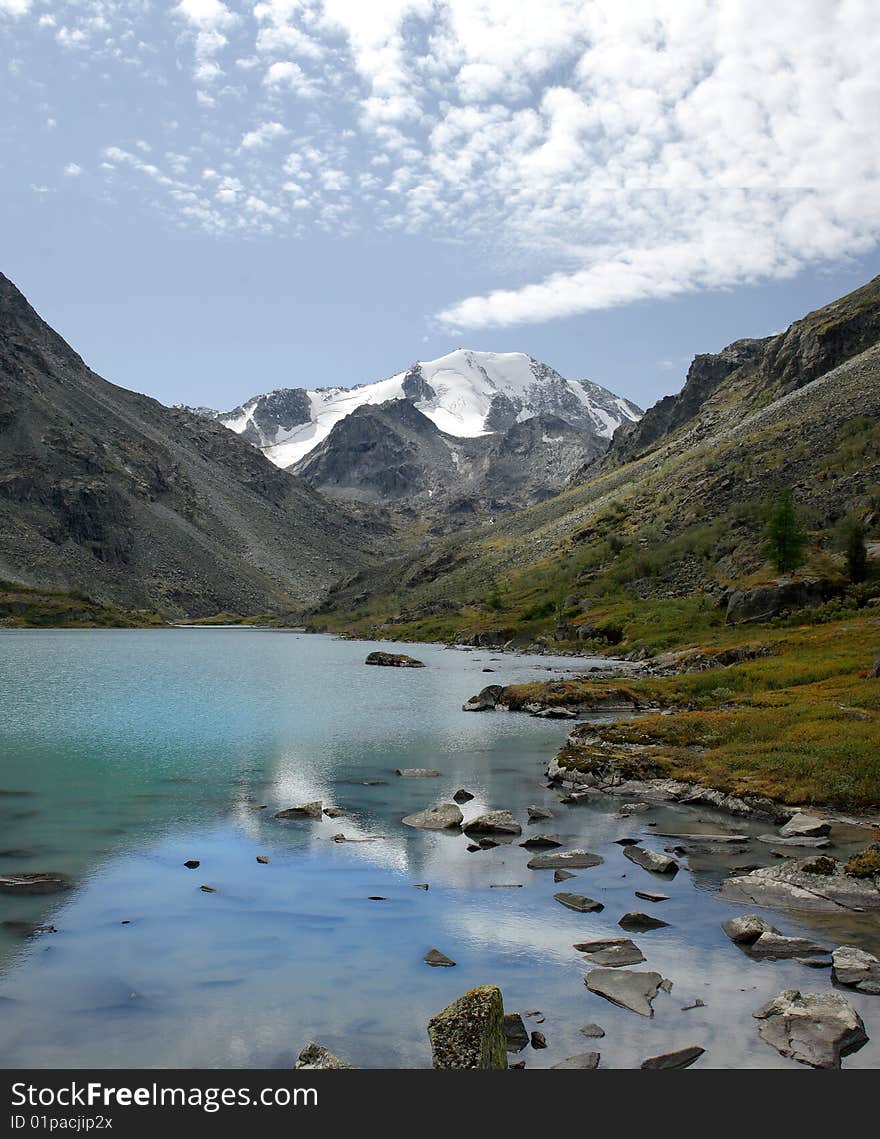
[[0, 629, 877, 1070]]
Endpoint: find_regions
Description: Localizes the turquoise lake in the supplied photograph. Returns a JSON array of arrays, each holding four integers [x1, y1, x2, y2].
[[0, 628, 877, 1069]]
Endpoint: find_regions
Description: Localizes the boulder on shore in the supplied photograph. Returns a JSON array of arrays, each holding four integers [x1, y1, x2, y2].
[[365, 651, 425, 668], [427, 985, 507, 1069], [462, 684, 505, 711], [402, 803, 463, 830], [753, 989, 868, 1068], [294, 1043, 355, 1069]]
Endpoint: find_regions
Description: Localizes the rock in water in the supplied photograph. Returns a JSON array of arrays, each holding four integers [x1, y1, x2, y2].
[[365, 651, 425, 668], [579, 1023, 605, 1038], [623, 846, 679, 875], [527, 849, 604, 870], [294, 1042, 355, 1069], [503, 1013, 530, 1053], [577, 938, 645, 967], [719, 858, 880, 912], [530, 1031, 547, 1049], [395, 768, 441, 778], [585, 969, 664, 1017], [462, 685, 504, 712], [427, 985, 507, 1069], [618, 912, 669, 932], [753, 989, 868, 1068], [831, 946, 880, 994], [453, 789, 475, 803], [635, 891, 669, 903], [554, 892, 604, 913], [722, 914, 778, 945], [780, 814, 831, 838], [746, 932, 828, 960], [0, 872, 72, 895], [402, 803, 463, 830], [527, 806, 553, 821], [183, 860, 200, 870], [424, 948, 456, 967], [554, 869, 576, 882], [274, 801, 323, 820], [551, 1052, 600, 1069], [520, 834, 562, 849], [463, 811, 521, 836], [640, 1046, 705, 1070]]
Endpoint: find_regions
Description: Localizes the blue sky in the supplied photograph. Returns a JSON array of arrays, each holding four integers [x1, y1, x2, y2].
[[2, 0, 878, 413]]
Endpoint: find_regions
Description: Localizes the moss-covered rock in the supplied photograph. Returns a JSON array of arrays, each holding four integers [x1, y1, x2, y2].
[[427, 985, 507, 1069], [845, 843, 880, 879]]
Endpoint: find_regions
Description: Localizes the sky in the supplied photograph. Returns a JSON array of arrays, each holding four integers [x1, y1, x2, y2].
[[2, 0, 879, 414]]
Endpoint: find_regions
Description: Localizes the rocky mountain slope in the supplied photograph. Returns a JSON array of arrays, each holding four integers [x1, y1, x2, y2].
[[315, 277, 880, 647], [0, 272, 379, 617]]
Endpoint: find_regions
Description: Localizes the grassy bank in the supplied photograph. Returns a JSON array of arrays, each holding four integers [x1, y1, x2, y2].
[[0, 580, 166, 628]]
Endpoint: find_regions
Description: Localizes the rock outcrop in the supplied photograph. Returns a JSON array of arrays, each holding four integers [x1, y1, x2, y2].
[[753, 989, 868, 1068], [427, 985, 507, 1069]]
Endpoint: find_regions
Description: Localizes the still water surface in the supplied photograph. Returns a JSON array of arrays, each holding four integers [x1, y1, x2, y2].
[[0, 629, 877, 1069]]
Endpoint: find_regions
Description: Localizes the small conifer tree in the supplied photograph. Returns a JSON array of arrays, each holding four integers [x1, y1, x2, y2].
[[764, 491, 806, 573]]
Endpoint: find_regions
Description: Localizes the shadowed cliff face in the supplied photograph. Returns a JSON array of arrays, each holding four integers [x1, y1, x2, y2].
[[0, 272, 379, 617]]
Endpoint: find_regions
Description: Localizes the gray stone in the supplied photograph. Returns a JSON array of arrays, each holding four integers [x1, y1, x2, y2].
[[640, 1046, 705, 1070], [722, 914, 778, 945], [452, 789, 475, 803], [294, 1043, 355, 1069], [274, 801, 323, 820], [753, 989, 868, 1068], [365, 651, 425, 668], [0, 872, 72, 895], [623, 846, 679, 875], [780, 814, 831, 838], [618, 911, 669, 932], [503, 1012, 530, 1053], [402, 803, 463, 830], [554, 869, 576, 882], [427, 985, 507, 1069], [756, 834, 830, 848], [527, 849, 604, 870], [655, 832, 748, 844], [395, 768, 441, 778], [551, 1052, 600, 1069], [424, 948, 456, 967], [555, 892, 604, 913], [520, 834, 562, 849], [585, 969, 664, 1017], [463, 810, 521, 836], [578, 938, 645, 967], [462, 684, 504, 712], [527, 806, 554, 821], [635, 891, 669, 903], [579, 1023, 605, 1038], [747, 932, 828, 960], [719, 858, 880, 912], [530, 1030, 547, 1049], [831, 945, 880, 993]]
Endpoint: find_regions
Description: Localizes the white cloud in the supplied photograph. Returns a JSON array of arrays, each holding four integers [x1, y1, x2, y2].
[[0, 0, 31, 15], [263, 60, 318, 96], [240, 121, 287, 149], [63, 162, 82, 177]]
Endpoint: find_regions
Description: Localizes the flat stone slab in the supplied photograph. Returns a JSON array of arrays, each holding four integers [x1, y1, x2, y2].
[[747, 932, 828, 960], [619, 911, 669, 932], [0, 872, 72, 895], [395, 769, 441, 777], [756, 834, 830, 848], [555, 892, 604, 913], [753, 988, 868, 1068], [402, 803, 463, 830], [463, 811, 521, 836], [585, 969, 664, 1017], [551, 1052, 600, 1069], [527, 849, 604, 870], [635, 891, 669, 903], [719, 859, 880, 912], [623, 846, 679, 875], [655, 833, 748, 844], [640, 1046, 705, 1070], [832, 945, 880, 993], [554, 870, 576, 882], [579, 939, 645, 967], [274, 801, 323, 820]]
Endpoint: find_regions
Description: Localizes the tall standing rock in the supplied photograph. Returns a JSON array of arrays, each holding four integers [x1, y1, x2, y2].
[[427, 985, 507, 1069]]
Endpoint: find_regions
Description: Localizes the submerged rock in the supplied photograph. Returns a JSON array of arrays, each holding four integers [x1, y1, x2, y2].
[[623, 846, 679, 875], [0, 872, 72, 895], [294, 1042, 355, 1069], [402, 803, 463, 830], [424, 948, 456, 967], [274, 801, 323, 820], [618, 912, 669, 932], [640, 1046, 705, 1070], [585, 969, 664, 1017], [395, 768, 441, 778], [831, 945, 880, 994], [365, 651, 425, 668], [527, 849, 604, 870], [427, 985, 507, 1069], [753, 989, 868, 1068], [551, 1052, 600, 1069], [463, 810, 521, 836], [554, 892, 604, 913]]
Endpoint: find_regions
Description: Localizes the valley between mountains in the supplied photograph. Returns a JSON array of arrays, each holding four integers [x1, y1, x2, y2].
[[1, 270, 879, 817]]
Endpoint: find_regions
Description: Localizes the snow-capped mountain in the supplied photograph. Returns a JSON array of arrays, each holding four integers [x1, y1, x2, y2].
[[193, 350, 642, 470]]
